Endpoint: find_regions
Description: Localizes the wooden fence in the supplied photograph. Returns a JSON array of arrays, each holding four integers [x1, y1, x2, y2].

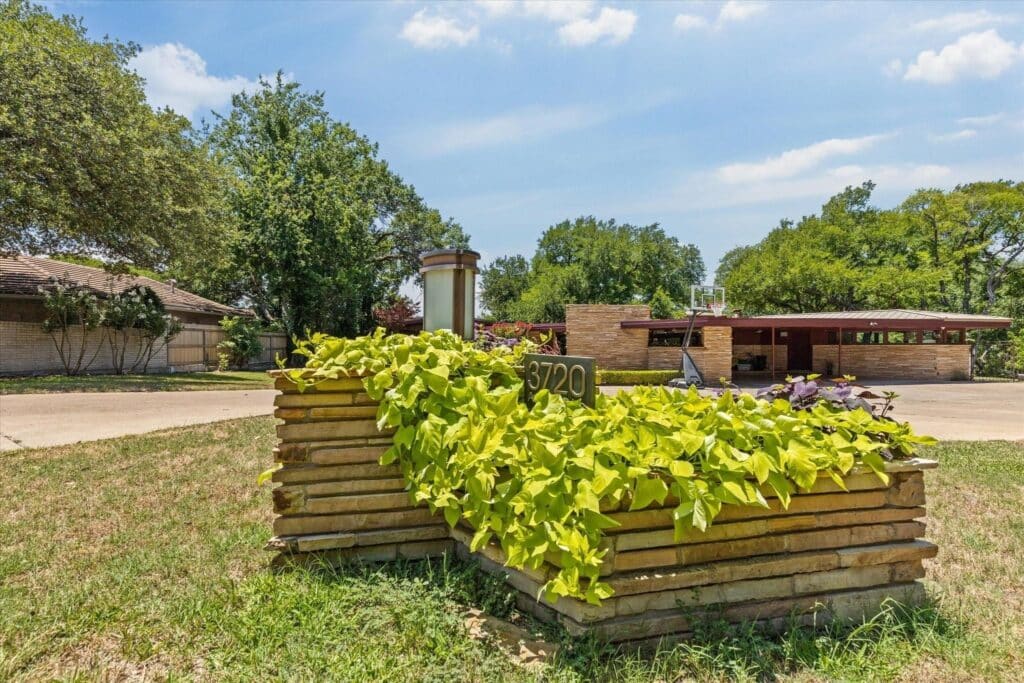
[[167, 325, 288, 370]]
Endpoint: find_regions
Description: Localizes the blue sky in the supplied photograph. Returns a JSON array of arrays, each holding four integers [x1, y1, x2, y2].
[[55, 0, 1024, 278]]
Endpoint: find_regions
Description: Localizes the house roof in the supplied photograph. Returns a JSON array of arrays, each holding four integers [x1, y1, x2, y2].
[[621, 309, 1012, 330], [0, 255, 249, 318]]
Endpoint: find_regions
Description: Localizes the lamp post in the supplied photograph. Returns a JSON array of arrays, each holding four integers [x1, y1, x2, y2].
[[419, 249, 480, 339]]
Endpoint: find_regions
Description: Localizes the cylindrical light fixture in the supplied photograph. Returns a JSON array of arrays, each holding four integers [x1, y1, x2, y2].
[[419, 249, 480, 339]]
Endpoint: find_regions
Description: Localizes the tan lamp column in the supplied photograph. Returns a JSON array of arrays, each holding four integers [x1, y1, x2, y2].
[[419, 249, 480, 339]]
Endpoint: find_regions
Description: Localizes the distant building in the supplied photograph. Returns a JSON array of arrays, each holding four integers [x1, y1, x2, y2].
[[541, 305, 1012, 381], [0, 255, 285, 375]]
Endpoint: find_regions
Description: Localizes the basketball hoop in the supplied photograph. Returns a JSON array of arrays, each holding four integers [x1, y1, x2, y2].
[[690, 284, 727, 317]]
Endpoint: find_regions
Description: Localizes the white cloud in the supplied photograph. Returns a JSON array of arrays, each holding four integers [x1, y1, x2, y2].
[[673, 1, 767, 34], [929, 129, 978, 142], [559, 7, 636, 46], [717, 0, 767, 25], [469, 1, 633, 47], [129, 43, 257, 118], [400, 10, 480, 49], [957, 112, 1005, 126], [910, 10, 1015, 34], [882, 58, 903, 77], [903, 30, 1024, 84], [673, 14, 709, 32], [716, 134, 890, 184], [521, 0, 594, 23], [425, 105, 605, 154], [658, 163, 953, 212]]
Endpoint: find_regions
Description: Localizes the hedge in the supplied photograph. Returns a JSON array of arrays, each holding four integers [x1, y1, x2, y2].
[[596, 369, 678, 386]]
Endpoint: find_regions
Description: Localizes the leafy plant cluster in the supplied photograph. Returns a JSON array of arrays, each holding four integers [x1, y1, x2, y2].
[[39, 277, 182, 375], [286, 330, 936, 605], [217, 315, 264, 370], [750, 375, 898, 419]]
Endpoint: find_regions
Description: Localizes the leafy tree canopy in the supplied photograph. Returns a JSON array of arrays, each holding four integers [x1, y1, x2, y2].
[[481, 217, 705, 322], [197, 76, 467, 339], [716, 181, 1023, 318], [0, 0, 229, 268]]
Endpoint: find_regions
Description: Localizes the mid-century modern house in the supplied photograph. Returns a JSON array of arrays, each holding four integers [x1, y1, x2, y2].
[[0, 255, 286, 375], [530, 304, 1012, 382]]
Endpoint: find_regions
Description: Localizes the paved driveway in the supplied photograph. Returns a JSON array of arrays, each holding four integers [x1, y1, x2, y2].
[[0, 389, 277, 451], [602, 381, 1024, 441]]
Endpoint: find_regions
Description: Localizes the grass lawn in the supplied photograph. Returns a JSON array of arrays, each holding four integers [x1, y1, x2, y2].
[[0, 370, 274, 394], [1, 420, 1021, 681]]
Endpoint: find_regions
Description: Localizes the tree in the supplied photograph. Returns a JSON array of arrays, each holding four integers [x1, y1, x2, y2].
[[0, 0, 229, 268], [479, 255, 530, 320], [217, 316, 263, 369], [648, 287, 679, 319], [904, 181, 1024, 314], [39, 277, 103, 375], [372, 295, 419, 333], [719, 184, 944, 314], [481, 217, 705, 322], [717, 180, 1023, 337], [204, 76, 467, 340]]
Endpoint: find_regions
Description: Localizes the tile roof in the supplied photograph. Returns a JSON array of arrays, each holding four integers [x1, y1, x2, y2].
[[0, 255, 249, 318]]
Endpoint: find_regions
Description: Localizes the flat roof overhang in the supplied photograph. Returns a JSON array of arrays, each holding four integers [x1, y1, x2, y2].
[[620, 316, 1012, 331], [528, 322, 566, 332]]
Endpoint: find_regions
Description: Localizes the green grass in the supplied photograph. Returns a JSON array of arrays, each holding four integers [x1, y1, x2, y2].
[[1, 421, 1021, 680], [0, 370, 274, 394]]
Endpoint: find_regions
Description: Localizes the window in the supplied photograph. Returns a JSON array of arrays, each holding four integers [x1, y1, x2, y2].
[[888, 331, 912, 344], [921, 330, 939, 344], [648, 328, 703, 347], [945, 329, 963, 344]]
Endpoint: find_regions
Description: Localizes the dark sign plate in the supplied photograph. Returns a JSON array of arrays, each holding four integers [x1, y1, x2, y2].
[[523, 354, 596, 407]]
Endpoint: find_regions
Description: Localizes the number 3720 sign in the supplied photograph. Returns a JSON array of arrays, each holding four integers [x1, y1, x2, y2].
[[522, 354, 596, 407]]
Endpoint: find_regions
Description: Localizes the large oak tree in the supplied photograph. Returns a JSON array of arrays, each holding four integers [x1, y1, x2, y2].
[[0, 0, 227, 268]]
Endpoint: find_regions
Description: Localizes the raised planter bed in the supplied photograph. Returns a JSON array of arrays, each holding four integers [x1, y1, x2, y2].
[[267, 372, 936, 643]]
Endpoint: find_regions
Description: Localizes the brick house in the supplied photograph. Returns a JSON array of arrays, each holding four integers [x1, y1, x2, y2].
[[534, 304, 1012, 381], [0, 255, 286, 375]]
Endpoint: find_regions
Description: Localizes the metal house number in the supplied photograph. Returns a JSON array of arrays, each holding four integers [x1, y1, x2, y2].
[[523, 354, 595, 407]]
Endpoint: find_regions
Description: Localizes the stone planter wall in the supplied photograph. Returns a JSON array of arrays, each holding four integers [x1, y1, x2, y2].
[[268, 374, 935, 643], [267, 373, 452, 565]]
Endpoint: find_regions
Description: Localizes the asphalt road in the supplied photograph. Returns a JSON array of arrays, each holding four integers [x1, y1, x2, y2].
[[0, 389, 277, 451]]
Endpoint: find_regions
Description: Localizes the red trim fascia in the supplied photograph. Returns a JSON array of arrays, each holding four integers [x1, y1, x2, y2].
[[620, 317, 1010, 330]]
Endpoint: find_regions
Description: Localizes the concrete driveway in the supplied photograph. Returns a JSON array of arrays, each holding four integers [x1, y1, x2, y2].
[[602, 381, 1024, 441], [0, 389, 277, 451], [848, 381, 1023, 441]]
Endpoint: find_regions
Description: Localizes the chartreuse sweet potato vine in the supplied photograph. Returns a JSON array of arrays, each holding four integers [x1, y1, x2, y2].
[[286, 329, 936, 605]]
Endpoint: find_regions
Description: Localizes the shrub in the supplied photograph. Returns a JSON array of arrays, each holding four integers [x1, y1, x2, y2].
[[218, 316, 263, 369], [596, 369, 678, 386], [372, 295, 419, 333], [477, 321, 560, 354], [101, 285, 180, 374], [38, 276, 103, 375], [649, 287, 680, 319], [284, 330, 936, 605]]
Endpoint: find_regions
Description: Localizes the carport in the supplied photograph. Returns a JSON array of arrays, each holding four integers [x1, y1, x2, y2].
[[730, 310, 1012, 381]]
